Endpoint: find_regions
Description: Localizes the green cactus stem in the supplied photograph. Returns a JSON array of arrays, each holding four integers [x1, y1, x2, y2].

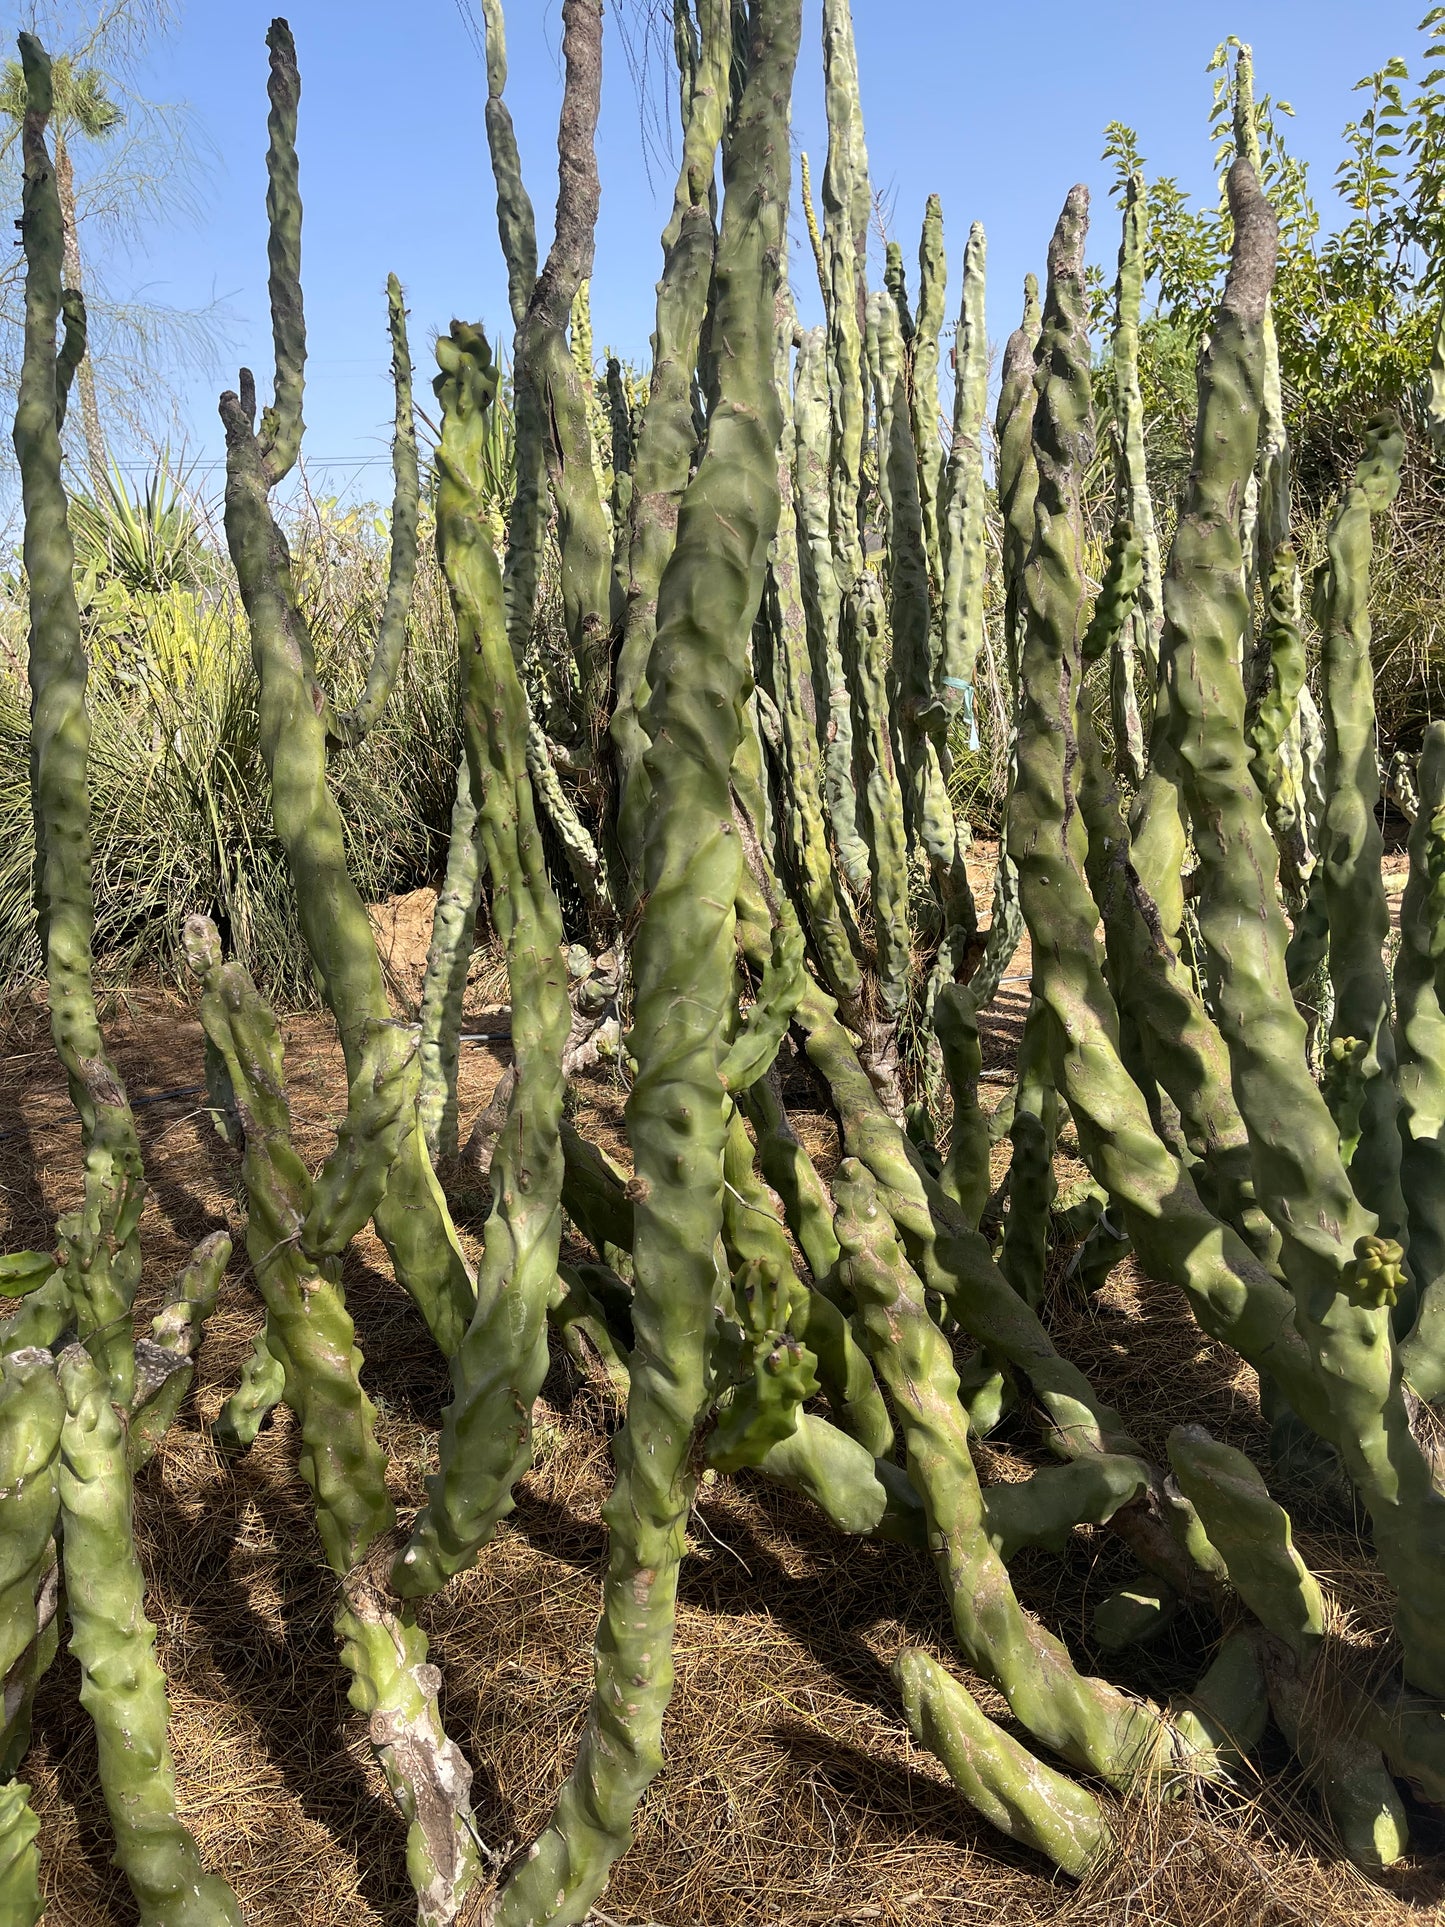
[[393, 322, 570, 1597], [186, 921, 394, 1575], [512, 0, 614, 748], [1246, 543, 1314, 901], [910, 196, 946, 590], [895, 1649, 1110, 1878], [325, 275, 420, 747], [938, 219, 989, 733], [214, 1320, 286, 1452], [1396, 727, 1445, 1396], [490, 8, 800, 1918], [875, 277, 973, 967], [58, 1344, 244, 1925], [753, 1411, 924, 1542], [1006, 184, 1322, 1469], [739, 1069, 842, 1284], [127, 1231, 232, 1472], [610, 0, 729, 891], [14, 31, 145, 1408], [1172, 1631, 1269, 1779], [1107, 174, 1160, 785], [335, 1569, 481, 1925], [1076, 701, 1280, 1268], [833, 1159, 1167, 1786], [1168, 1425, 1408, 1870], [416, 747, 481, 1166], [0, 1348, 65, 1779], [548, 1265, 632, 1406], [0, 1779, 42, 1927], [1149, 162, 1445, 1693], [762, 266, 866, 1008], [1316, 413, 1409, 1263], [719, 1106, 891, 1457], [792, 324, 869, 895], [186, 921, 481, 1914], [219, 18, 474, 1360], [997, 1001, 1058, 1309]]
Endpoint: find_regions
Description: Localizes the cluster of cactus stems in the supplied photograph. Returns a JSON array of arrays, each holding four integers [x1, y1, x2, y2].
[[11, 4, 1445, 1922]]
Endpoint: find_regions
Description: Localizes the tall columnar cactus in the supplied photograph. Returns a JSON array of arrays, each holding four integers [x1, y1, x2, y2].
[[511, 0, 614, 749], [1108, 172, 1159, 786], [610, 0, 731, 893], [763, 258, 866, 1011], [219, 18, 474, 1362], [14, 30, 145, 1409], [488, 6, 800, 1917], [393, 323, 571, 1595], [910, 195, 947, 593], [1148, 161, 1445, 1694], [938, 220, 989, 745], [1315, 414, 1408, 1263], [1396, 726, 1445, 1393], [792, 323, 870, 896]]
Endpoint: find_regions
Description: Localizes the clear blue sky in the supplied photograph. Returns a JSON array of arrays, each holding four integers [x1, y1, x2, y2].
[[72, 0, 1425, 495]]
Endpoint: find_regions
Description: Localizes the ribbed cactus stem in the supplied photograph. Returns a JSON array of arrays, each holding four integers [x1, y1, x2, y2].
[[763, 260, 864, 1007], [1396, 725, 1445, 1396], [394, 324, 570, 1597], [186, 919, 482, 1915], [895, 1649, 1110, 1877], [996, 1000, 1057, 1308], [492, 7, 799, 1916], [1317, 413, 1409, 1264], [514, 0, 614, 747], [0, 1779, 41, 1926], [1108, 172, 1159, 784], [910, 194, 946, 590], [1151, 162, 1445, 1693], [874, 283, 970, 971], [14, 30, 145, 1408], [1008, 184, 1320, 1446], [610, 0, 730, 894], [799, 148, 828, 309], [0, 1348, 64, 1783], [833, 1160, 1169, 1786], [326, 274, 420, 747], [793, 324, 870, 895], [219, 20, 474, 1360], [416, 746, 481, 1165], [1168, 1425, 1409, 1870], [57, 1344, 244, 1924], [938, 219, 989, 738]]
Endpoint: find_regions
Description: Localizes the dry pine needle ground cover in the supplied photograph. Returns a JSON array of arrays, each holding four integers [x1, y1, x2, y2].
[[2, 875, 1443, 1926]]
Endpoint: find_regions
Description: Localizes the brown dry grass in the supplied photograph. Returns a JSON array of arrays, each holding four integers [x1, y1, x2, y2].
[[2, 975, 1443, 1927]]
